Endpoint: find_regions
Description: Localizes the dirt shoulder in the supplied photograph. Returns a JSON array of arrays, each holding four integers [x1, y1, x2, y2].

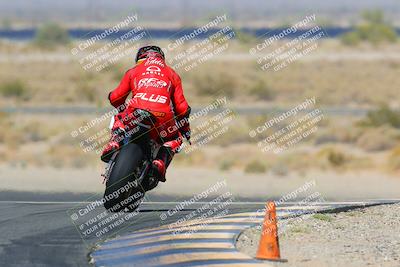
[[2, 164, 400, 201], [236, 203, 400, 267]]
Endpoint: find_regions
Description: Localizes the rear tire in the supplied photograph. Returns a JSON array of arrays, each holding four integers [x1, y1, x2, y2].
[[103, 143, 144, 212]]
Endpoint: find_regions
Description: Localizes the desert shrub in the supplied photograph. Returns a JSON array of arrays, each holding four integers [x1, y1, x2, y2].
[[312, 213, 333, 222], [249, 79, 275, 101], [317, 147, 347, 167], [277, 152, 313, 173], [0, 80, 27, 99], [341, 10, 397, 46], [335, 126, 363, 144], [360, 105, 400, 128], [246, 115, 270, 129], [287, 225, 310, 234], [101, 63, 125, 81], [270, 161, 289, 176], [22, 123, 47, 142], [34, 23, 70, 48], [244, 160, 266, 173], [80, 84, 97, 103], [327, 151, 346, 166], [315, 125, 363, 145], [233, 28, 256, 44], [341, 32, 362, 46], [194, 72, 236, 98], [213, 120, 253, 146], [219, 159, 235, 171], [47, 145, 90, 168], [356, 126, 398, 151], [174, 150, 206, 166], [245, 115, 280, 143]]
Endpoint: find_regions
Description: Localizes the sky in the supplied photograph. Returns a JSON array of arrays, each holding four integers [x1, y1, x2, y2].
[[0, 0, 399, 27]]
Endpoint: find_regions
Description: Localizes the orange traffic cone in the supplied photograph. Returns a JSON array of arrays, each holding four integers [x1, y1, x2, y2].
[[256, 201, 287, 262]]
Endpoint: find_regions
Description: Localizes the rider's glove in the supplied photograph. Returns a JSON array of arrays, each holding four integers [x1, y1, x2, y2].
[[177, 107, 191, 144], [181, 128, 191, 142]]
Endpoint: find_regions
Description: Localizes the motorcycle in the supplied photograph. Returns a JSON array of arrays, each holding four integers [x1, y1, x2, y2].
[[101, 108, 165, 213]]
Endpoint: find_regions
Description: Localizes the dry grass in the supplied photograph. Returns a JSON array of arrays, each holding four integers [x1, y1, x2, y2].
[[1, 110, 398, 175], [1, 40, 400, 174], [356, 126, 399, 151], [0, 39, 399, 107]]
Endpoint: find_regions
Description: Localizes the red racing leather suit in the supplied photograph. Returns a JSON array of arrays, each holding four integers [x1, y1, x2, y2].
[[108, 56, 190, 150]]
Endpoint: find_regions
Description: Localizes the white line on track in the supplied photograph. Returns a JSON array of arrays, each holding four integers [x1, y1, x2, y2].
[[1, 200, 399, 205]]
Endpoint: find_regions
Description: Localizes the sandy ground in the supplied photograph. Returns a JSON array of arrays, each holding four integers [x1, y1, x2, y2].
[[1, 165, 400, 200], [236, 203, 400, 267]]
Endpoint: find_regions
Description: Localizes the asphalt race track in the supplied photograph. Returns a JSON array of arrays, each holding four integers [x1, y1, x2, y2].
[[0, 201, 250, 266], [0, 201, 200, 267], [0, 200, 397, 267], [0, 201, 92, 267]]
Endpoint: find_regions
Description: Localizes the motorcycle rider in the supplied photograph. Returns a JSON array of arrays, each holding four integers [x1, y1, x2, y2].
[[101, 45, 191, 182]]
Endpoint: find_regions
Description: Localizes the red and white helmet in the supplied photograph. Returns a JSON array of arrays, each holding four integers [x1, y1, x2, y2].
[[135, 45, 165, 63]]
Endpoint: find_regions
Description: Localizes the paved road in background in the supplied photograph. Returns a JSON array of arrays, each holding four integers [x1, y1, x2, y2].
[[0, 106, 373, 117]]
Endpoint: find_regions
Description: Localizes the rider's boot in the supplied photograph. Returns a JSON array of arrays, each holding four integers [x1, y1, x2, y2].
[[152, 139, 181, 182], [152, 146, 172, 182], [152, 159, 166, 182]]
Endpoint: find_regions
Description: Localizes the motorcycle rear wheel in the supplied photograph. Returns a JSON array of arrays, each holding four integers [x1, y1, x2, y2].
[[103, 142, 145, 212]]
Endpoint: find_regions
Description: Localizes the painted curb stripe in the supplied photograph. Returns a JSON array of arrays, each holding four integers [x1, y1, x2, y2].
[[101, 233, 234, 249], [95, 251, 266, 267], [92, 241, 232, 257], [158, 259, 272, 267], [95, 247, 237, 264], [93, 242, 235, 259], [92, 208, 306, 266], [109, 225, 248, 241], [93, 203, 377, 266], [196, 263, 270, 267]]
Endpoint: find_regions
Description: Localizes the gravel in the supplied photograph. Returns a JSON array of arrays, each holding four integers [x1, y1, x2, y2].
[[236, 203, 400, 267]]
